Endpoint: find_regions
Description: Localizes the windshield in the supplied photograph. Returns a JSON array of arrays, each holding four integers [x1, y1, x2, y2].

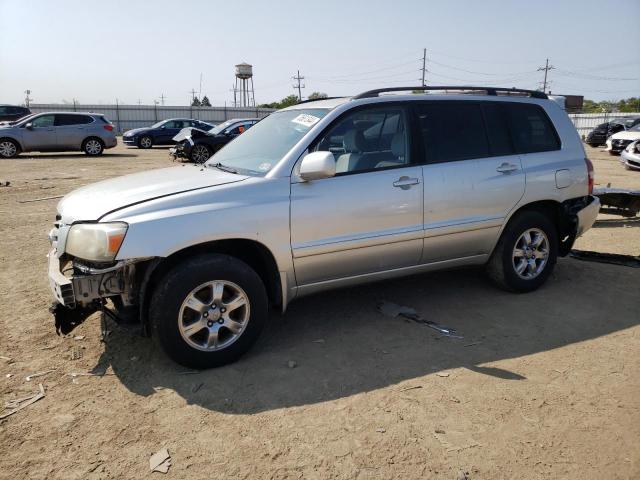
[[205, 109, 329, 175], [624, 119, 640, 128], [151, 120, 167, 128], [629, 124, 640, 132], [208, 120, 235, 135]]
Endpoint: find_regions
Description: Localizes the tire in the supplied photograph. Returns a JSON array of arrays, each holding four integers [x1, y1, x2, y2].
[[587, 143, 598, 148], [190, 144, 212, 164], [138, 136, 153, 149], [149, 254, 268, 369], [608, 150, 618, 156], [83, 137, 104, 156], [486, 210, 558, 293], [0, 139, 20, 158]]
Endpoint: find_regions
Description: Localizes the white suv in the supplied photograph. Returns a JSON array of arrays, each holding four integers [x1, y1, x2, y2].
[[48, 86, 600, 368]]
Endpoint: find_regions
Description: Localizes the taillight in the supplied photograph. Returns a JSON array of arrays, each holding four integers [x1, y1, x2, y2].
[[585, 157, 594, 195], [103, 124, 114, 132]]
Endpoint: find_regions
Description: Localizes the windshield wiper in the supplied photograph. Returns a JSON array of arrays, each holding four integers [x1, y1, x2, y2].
[[208, 162, 238, 174]]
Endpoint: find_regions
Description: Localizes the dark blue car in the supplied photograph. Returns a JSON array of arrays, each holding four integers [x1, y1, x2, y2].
[[122, 118, 214, 148]]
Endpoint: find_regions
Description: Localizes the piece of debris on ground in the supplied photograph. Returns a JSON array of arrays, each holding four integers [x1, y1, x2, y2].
[[1, 384, 45, 420], [570, 250, 640, 268], [149, 447, 171, 474], [25, 369, 56, 381], [376, 301, 461, 337]]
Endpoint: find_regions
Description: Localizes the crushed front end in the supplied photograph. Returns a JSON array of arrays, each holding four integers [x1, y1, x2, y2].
[[47, 218, 149, 335]]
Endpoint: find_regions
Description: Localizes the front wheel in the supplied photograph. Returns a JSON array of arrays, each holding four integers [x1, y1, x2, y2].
[[0, 139, 20, 158], [190, 144, 212, 164], [486, 210, 558, 292], [138, 136, 153, 149], [150, 254, 268, 369]]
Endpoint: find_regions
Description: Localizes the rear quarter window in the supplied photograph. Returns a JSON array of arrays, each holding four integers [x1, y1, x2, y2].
[[504, 103, 560, 153]]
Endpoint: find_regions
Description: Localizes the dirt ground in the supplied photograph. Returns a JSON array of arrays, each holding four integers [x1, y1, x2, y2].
[[0, 143, 638, 479]]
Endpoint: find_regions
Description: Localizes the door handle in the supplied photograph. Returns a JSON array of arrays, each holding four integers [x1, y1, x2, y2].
[[393, 176, 420, 189], [496, 162, 518, 174]]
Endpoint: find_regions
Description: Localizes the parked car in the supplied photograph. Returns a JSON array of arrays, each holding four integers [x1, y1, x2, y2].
[[620, 140, 640, 170], [585, 116, 640, 148], [122, 119, 215, 149], [0, 112, 116, 158], [170, 118, 259, 163], [48, 86, 599, 369], [0, 104, 31, 123], [606, 123, 640, 155]]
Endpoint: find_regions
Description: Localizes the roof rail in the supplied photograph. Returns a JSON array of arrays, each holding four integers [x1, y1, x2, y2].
[[296, 96, 344, 105], [352, 86, 548, 100]]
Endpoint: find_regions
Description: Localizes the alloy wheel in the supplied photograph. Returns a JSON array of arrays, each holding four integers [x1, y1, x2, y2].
[[512, 228, 549, 279], [178, 280, 250, 352], [0, 141, 17, 158], [140, 137, 152, 148], [85, 139, 102, 155], [191, 145, 211, 163]]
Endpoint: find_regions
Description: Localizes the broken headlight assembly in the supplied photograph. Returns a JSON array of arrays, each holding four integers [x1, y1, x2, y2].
[[65, 222, 128, 262]]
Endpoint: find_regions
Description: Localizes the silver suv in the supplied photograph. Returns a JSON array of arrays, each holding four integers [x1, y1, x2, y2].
[[0, 112, 116, 158], [47, 87, 600, 368]]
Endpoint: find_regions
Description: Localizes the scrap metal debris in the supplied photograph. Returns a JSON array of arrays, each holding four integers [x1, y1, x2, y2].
[[17, 194, 64, 204], [1, 384, 45, 420], [570, 250, 640, 268], [25, 369, 56, 381], [376, 301, 461, 338], [594, 187, 640, 217], [149, 448, 172, 474]]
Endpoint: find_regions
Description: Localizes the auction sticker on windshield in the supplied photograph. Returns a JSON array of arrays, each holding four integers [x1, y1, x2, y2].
[[291, 114, 320, 128]]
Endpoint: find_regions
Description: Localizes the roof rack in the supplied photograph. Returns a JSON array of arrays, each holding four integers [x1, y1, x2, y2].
[[296, 96, 344, 105], [352, 86, 548, 100]]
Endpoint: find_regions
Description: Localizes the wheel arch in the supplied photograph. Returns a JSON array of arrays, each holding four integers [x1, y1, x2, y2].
[[139, 239, 282, 334], [496, 199, 580, 258], [81, 135, 105, 148], [0, 136, 24, 152]]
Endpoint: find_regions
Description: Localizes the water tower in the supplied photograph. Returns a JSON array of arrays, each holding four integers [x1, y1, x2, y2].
[[234, 63, 255, 108]]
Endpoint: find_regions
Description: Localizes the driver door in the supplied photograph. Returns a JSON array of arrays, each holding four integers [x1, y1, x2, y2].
[[290, 105, 423, 286], [22, 114, 57, 150]]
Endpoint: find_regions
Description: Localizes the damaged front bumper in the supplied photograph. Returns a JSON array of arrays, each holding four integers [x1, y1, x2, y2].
[[48, 249, 145, 334]]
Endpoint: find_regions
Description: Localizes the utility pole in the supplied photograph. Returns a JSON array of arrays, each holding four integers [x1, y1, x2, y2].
[[189, 88, 198, 104], [24, 89, 32, 107], [199, 73, 203, 100], [292, 70, 305, 101], [537, 58, 555, 93], [159, 93, 166, 105], [421, 48, 427, 87]]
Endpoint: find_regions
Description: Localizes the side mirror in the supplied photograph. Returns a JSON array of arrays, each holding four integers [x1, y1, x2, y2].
[[299, 151, 336, 181], [160, 125, 166, 129], [25, 122, 33, 130]]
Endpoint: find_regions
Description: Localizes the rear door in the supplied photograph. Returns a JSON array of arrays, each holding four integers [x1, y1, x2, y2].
[[54, 114, 93, 149], [157, 120, 182, 144], [414, 101, 525, 263], [21, 114, 57, 150]]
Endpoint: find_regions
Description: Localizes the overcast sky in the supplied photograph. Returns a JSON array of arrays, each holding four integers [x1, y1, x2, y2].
[[1, 0, 638, 106]]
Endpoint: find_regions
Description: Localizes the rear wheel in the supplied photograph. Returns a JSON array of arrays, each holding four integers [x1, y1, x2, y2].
[[190, 144, 212, 164], [150, 254, 268, 369], [0, 139, 19, 158], [83, 137, 104, 156], [486, 210, 558, 292], [139, 136, 153, 149], [587, 143, 599, 148]]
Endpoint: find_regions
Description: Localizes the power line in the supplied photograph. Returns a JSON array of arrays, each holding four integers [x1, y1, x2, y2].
[[292, 70, 305, 101]]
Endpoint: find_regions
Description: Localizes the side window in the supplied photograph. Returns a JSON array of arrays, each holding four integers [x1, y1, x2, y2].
[[0, 106, 7, 114], [55, 114, 93, 126], [416, 103, 489, 163], [314, 106, 409, 174], [504, 103, 560, 153], [31, 115, 55, 128], [173, 121, 185, 129], [162, 121, 176, 129], [482, 104, 514, 157]]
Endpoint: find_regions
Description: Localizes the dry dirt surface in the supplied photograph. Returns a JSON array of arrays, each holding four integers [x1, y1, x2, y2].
[[0, 144, 638, 479]]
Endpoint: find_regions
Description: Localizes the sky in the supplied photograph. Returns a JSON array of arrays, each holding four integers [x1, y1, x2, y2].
[[1, 0, 639, 106]]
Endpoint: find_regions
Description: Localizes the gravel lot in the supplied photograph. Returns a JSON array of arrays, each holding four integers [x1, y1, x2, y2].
[[1, 143, 638, 479]]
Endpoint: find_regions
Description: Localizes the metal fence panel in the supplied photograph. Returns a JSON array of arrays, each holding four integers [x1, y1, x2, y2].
[[29, 104, 275, 133], [568, 112, 640, 138]]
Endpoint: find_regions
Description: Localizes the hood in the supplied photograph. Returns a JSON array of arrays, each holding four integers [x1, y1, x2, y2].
[[123, 127, 151, 136], [57, 165, 247, 222], [173, 127, 215, 142], [611, 131, 640, 141]]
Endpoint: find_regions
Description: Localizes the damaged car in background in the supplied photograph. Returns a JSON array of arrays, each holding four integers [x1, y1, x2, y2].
[[170, 118, 258, 163], [48, 86, 600, 369]]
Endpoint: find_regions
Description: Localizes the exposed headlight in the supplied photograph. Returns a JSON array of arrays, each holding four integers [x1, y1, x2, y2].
[[65, 222, 128, 262]]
